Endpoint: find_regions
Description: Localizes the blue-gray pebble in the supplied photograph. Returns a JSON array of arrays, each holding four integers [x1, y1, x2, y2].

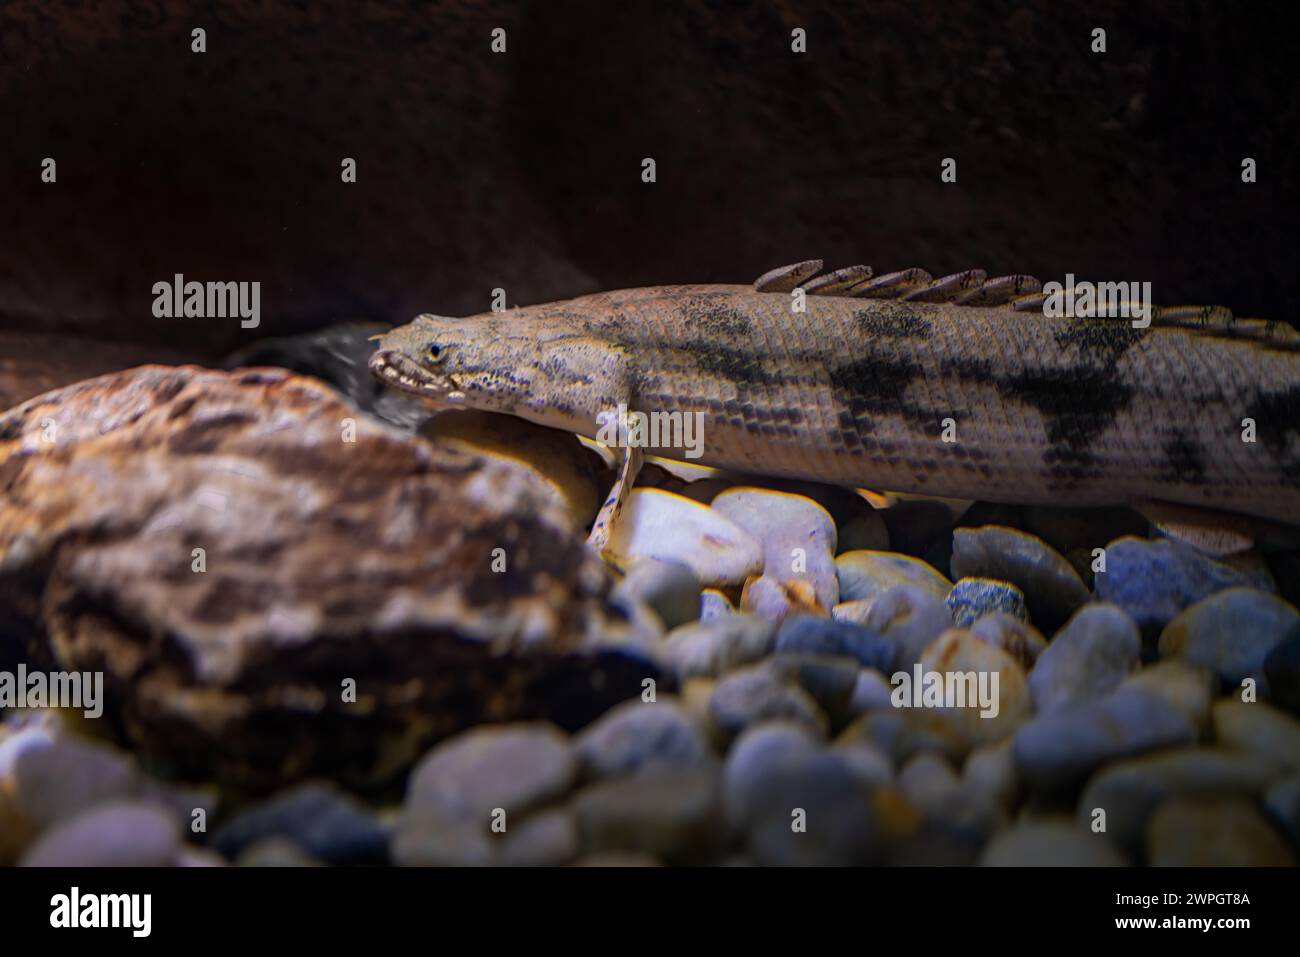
[[1029, 603, 1140, 713], [612, 559, 702, 630], [946, 577, 1028, 627], [1013, 688, 1194, 791], [213, 781, 389, 864], [1095, 536, 1275, 633], [775, 614, 895, 670]]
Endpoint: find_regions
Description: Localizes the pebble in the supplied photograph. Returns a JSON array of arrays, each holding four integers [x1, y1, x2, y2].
[[20, 801, 181, 867], [708, 666, 828, 741], [0, 720, 59, 781], [835, 742, 895, 789], [423, 410, 602, 529], [699, 589, 736, 620], [10, 736, 142, 831], [1013, 688, 1195, 792], [727, 743, 899, 866], [392, 804, 579, 867], [751, 480, 866, 529], [854, 583, 954, 671], [605, 488, 763, 588], [1158, 588, 1299, 686], [836, 507, 890, 553], [1211, 699, 1300, 770], [831, 598, 877, 624], [1263, 774, 1300, 846], [774, 614, 895, 670], [1147, 799, 1295, 866], [495, 808, 580, 867], [962, 740, 1021, 812], [898, 753, 961, 815], [608, 598, 669, 647], [572, 852, 663, 866], [390, 805, 493, 866], [969, 612, 1047, 669], [722, 722, 824, 829], [1077, 748, 1283, 855], [405, 723, 578, 820], [1119, 660, 1217, 731], [1094, 536, 1275, 634], [847, 668, 896, 715], [1029, 603, 1140, 714], [611, 559, 702, 630], [837, 706, 971, 765], [572, 766, 723, 863], [765, 653, 861, 723], [175, 845, 228, 867], [894, 758, 1004, 848], [212, 781, 389, 864], [1264, 621, 1300, 714], [979, 819, 1128, 866], [740, 574, 821, 624], [916, 629, 1032, 748], [677, 677, 719, 732], [663, 614, 776, 680], [712, 487, 839, 610], [879, 499, 958, 557], [945, 577, 1027, 628], [950, 525, 1091, 630], [235, 838, 324, 866], [836, 550, 952, 603], [574, 699, 712, 781]]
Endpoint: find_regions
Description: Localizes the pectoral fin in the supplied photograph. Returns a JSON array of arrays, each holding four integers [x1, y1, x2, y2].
[[587, 441, 644, 565], [1133, 499, 1300, 556]]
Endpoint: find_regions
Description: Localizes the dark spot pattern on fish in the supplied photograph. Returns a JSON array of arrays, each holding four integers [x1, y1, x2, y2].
[[1052, 321, 1149, 362], [1245, 384, 1300, 483], [687, 341, 785, 387], [852, 303, 936, 340], [828, 354, 925, 430], [941, 356, 996, 383], [1000, 365, 1135, 480], [1159, 430, 1208, 485], [682, 297, 754, 339]]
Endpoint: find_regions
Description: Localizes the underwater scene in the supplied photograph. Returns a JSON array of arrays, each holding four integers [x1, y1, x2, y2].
[[1, 1, 1297, 892]]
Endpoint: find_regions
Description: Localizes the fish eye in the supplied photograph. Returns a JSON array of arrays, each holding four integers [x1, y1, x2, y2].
[[428, 344, 443, 360]]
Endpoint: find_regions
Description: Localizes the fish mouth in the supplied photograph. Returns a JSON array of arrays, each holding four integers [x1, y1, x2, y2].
[[368, 349, 465, 404]]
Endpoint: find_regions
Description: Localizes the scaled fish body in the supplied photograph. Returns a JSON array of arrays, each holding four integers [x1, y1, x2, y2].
[[370, 263, 1300, 527]]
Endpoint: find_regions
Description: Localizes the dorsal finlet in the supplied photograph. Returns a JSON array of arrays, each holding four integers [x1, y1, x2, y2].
[[750, 260, 1298, 349], [752, 260, 823, 293]]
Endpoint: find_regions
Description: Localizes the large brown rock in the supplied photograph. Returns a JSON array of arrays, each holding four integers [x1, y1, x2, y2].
[[0, 366, 655, 791]]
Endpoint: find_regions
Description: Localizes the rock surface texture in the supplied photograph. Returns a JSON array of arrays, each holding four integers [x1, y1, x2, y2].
[[0, 366, 654, 790]]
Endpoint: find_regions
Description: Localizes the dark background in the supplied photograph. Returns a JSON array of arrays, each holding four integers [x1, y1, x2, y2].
[[1, 0, 1296, 404]]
